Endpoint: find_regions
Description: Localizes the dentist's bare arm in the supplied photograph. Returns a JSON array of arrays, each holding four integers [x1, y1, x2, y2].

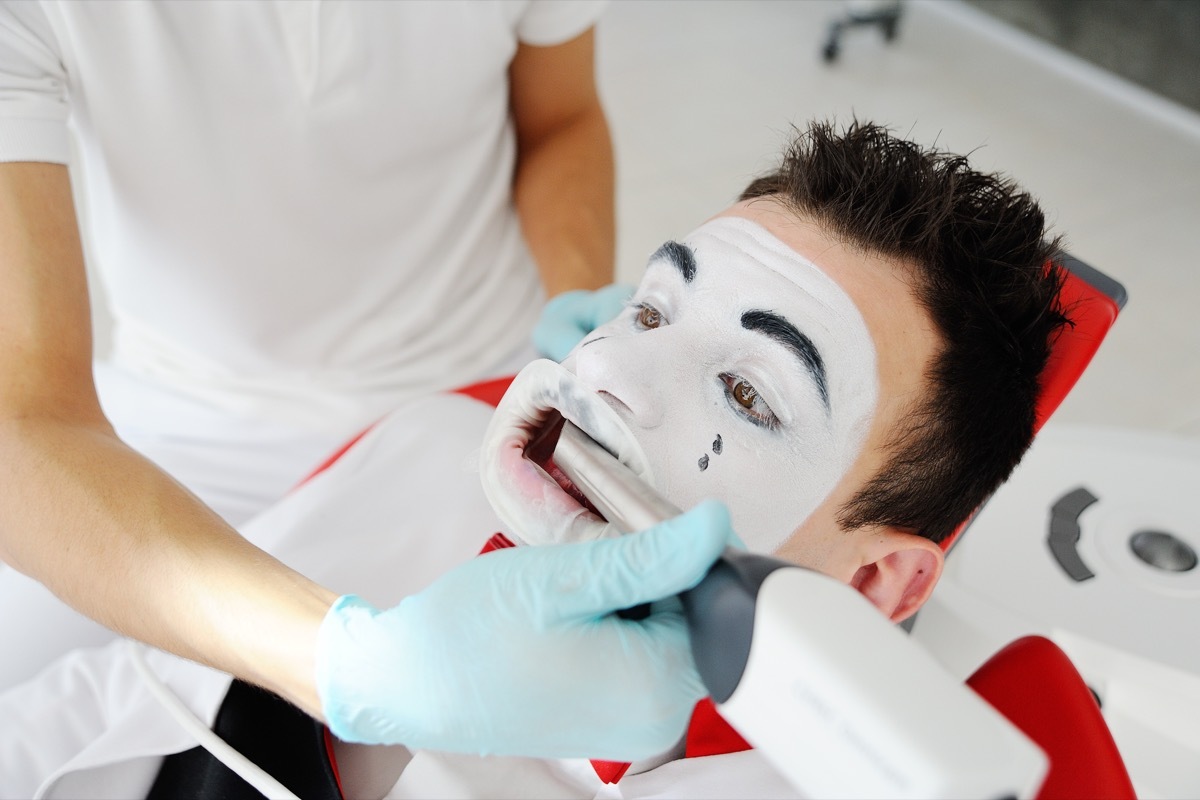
[[0, 162, 336, 718], [510, 28, 615, 298]]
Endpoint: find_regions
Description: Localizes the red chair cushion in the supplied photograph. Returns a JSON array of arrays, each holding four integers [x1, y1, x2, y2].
[[940, 263, 1122, 553], [1033, 266, 1121, 431], [966, 636, 1136, 800]]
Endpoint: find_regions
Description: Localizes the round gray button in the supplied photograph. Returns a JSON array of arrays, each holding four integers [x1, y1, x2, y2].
[[1129, 530, 1198, 573]]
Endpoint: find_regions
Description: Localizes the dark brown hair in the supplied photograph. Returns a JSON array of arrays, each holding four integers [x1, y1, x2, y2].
[[741, 120, 1069, 543]]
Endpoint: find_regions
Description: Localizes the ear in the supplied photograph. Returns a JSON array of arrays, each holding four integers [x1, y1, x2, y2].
[[847, 530, 944, 623]]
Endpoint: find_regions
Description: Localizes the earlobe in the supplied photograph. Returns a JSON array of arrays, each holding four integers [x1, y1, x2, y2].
[[848, 531, 944, 622]]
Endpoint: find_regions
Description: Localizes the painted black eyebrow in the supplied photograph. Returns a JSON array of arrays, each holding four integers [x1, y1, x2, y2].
[[650, 240, 697, 283], [741, 309, 829, 410]]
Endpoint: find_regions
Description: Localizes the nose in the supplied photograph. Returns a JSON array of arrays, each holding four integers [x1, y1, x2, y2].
[[573, 335, 666, 429]]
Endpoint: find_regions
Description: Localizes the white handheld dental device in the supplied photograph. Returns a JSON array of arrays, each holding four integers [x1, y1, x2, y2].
[[552, 421, 1048, 800]]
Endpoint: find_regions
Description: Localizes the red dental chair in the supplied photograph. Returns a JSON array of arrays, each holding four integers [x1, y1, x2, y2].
[[944, 253, 1136, 799], [939, 253, 1128, 554]]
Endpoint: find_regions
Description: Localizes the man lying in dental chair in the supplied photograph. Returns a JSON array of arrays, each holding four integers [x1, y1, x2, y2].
[[0, 119, 1069, 799]]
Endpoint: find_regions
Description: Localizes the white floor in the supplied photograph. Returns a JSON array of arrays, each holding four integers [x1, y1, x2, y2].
[[596, 0, 1200, 437]]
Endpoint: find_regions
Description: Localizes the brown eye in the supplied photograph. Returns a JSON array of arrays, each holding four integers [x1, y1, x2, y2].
[[732, 380, 757, 409], [720, 373, 779, 430], [636, 305, 663, 329]]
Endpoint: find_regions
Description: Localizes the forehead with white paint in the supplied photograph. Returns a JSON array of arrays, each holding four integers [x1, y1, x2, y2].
[[562, 215, 880, 552]]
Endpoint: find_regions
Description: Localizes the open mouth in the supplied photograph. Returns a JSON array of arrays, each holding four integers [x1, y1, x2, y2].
[[524, 410, 607, 521], [479, 359, 657, 547]]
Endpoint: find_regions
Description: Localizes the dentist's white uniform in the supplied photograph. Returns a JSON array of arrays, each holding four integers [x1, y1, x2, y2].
[[0, 0, 603, 689], [0, 392, 797, 799], [0, 1, 605, 435]]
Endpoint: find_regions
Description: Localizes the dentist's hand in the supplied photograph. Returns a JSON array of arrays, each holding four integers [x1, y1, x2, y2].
[[533, 283, 634, 361], [316, 500, 732, 760]]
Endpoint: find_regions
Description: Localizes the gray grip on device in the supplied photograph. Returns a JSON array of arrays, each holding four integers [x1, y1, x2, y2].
[[681, 551, 792, 703], [552, 421, 796, 701]]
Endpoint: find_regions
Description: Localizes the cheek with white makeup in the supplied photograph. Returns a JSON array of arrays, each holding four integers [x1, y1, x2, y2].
[[568, 326, 834, 552], [697, 432, 722, 472], [559, 215, 881, 554]]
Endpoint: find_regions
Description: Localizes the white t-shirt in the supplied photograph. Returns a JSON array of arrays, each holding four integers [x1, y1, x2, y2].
[[0, 0, 605, 432]]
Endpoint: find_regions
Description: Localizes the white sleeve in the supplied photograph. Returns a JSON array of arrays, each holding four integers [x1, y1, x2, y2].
[[0, 643, 130, 798], [0, 1, 70, 164], [0, 641, 230, 799], [514, 0, 608, 47]]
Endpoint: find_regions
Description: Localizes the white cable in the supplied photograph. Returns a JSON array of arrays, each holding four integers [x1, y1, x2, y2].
[[126, 639, 303, 800]]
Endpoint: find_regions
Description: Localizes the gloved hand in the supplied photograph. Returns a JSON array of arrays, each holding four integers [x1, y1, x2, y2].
[[316, 500, 732, 760], [533, 283, 635, 361]]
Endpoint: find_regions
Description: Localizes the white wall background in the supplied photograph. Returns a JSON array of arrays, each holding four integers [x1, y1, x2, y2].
[[595, 0, 1200, 436]]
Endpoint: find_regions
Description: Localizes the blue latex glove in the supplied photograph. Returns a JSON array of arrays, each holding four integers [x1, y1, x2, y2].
[[533, 283, 635, 361], [316, 500, 732, 760]]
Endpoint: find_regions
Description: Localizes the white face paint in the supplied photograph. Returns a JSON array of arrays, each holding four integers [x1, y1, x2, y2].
[[481, 216, 879, 553]]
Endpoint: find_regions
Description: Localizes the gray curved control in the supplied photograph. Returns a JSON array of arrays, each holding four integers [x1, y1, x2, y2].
[[1047, 486, 1099, 582]]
